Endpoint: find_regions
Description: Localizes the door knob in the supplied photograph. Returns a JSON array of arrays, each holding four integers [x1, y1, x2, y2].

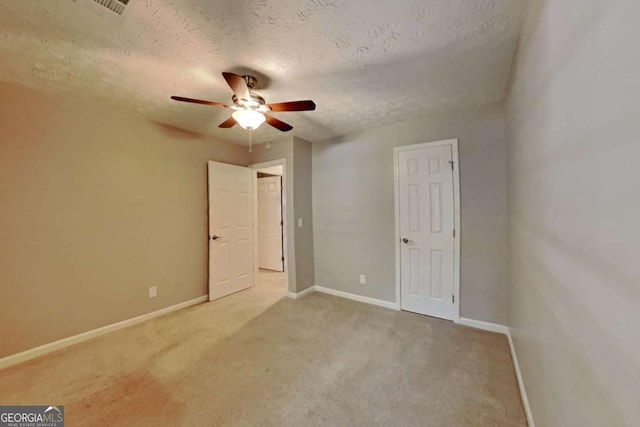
[[211, 235, 222, 240], [402, 238, 414, 245]]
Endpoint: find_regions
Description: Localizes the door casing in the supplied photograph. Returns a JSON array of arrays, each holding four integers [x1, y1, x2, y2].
[[393, 139, 461, 322]]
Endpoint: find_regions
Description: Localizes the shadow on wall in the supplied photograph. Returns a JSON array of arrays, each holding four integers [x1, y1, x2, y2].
[[152, 122, 208, 140], [225, 66, 273, 90]]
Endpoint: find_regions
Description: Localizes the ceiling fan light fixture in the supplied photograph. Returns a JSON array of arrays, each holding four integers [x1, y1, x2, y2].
[[232, 109, 266, 130]]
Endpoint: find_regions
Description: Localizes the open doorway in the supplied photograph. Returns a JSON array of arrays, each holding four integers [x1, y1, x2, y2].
[[251, 160, 288, 295], [257, 168, 284, 272]]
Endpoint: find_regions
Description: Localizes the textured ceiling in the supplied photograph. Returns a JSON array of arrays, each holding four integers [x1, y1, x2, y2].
[[0, 0, 525, 144]]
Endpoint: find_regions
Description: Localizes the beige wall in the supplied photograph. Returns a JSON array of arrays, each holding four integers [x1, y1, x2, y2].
[[312, 102, 509, 324], [506, 0, 640, 425], [0, 82, 249, 357]]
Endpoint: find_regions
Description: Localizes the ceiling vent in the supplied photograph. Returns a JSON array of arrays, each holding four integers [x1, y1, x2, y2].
[[92, 0, 129, 15]]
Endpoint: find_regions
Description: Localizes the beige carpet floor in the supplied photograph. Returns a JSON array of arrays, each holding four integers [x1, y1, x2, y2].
[[0, 270, 526, 426]]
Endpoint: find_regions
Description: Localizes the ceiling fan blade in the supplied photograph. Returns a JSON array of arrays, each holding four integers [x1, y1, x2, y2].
[[265, 114, 293, 132], [218, 116, 237, 128], [222, 72, 251, 101], [171, 96, 227, 107], [268, 100, 316, 112]]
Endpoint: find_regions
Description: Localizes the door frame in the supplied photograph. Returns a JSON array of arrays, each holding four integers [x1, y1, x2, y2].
[[393, 139, 461, 322], [249, 159, 288, 282], [256, 175, 284, 272]]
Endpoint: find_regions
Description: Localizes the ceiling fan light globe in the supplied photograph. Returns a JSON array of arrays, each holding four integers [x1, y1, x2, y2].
[[232, 109, 266, 130]]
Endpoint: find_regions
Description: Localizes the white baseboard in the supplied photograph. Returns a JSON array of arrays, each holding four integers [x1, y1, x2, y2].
[[507, 330, 535, 427], [314, 286, 399, 310], [286, 286, 315, 300], [0, 295, 208, 370], [459, 317, 510, 335]]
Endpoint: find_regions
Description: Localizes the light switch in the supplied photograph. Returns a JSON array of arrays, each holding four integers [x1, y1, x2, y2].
[[298, 218, 303, 227]]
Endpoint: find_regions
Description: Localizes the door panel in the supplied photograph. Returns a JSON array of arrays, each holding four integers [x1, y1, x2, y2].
[[258, 176, 284, 271], [399, 145, 455, 320], [208, 161, 254, 301]]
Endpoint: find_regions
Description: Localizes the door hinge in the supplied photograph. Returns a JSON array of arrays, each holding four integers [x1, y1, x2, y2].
[[449, 161, 454, 170], [453, 229, 456, 238], [280, 220, 284, 226], [452, 295, 455, 304], [281, 256, 285, 261]]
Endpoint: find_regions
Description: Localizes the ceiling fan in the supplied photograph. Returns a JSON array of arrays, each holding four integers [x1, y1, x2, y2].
[[171, 72, 316, 133]]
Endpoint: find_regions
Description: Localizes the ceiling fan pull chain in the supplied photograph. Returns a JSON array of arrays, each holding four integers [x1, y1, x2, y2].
[[248, 129, 253, 153]]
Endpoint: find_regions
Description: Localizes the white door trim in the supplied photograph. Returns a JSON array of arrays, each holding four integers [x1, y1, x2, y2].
[[249, 159, 288, 281], [393, 139, 461, 322]]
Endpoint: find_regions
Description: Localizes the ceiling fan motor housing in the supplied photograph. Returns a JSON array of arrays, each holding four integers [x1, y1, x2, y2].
[[231, 93, 269, 112]]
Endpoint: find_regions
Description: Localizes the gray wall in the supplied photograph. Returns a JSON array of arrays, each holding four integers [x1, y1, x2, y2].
[[293, 137, 315, 292], [506, 0, 640, 425], [313, 102, 509, 324], [0, 82, 249, 357]]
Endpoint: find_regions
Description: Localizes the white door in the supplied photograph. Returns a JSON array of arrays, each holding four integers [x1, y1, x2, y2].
[[398, 145, 456, 320], [208, 161, 254, 301], [258, 176, 284, 271]]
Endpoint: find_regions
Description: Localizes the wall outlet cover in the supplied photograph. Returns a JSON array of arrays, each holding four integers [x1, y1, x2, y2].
[[360, 275, 366, 285], [149, 286, 157, 298]]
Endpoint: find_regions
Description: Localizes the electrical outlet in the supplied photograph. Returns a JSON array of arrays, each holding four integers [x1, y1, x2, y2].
[[360, 274, 366, 285], [149, 286, 157, 298]]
